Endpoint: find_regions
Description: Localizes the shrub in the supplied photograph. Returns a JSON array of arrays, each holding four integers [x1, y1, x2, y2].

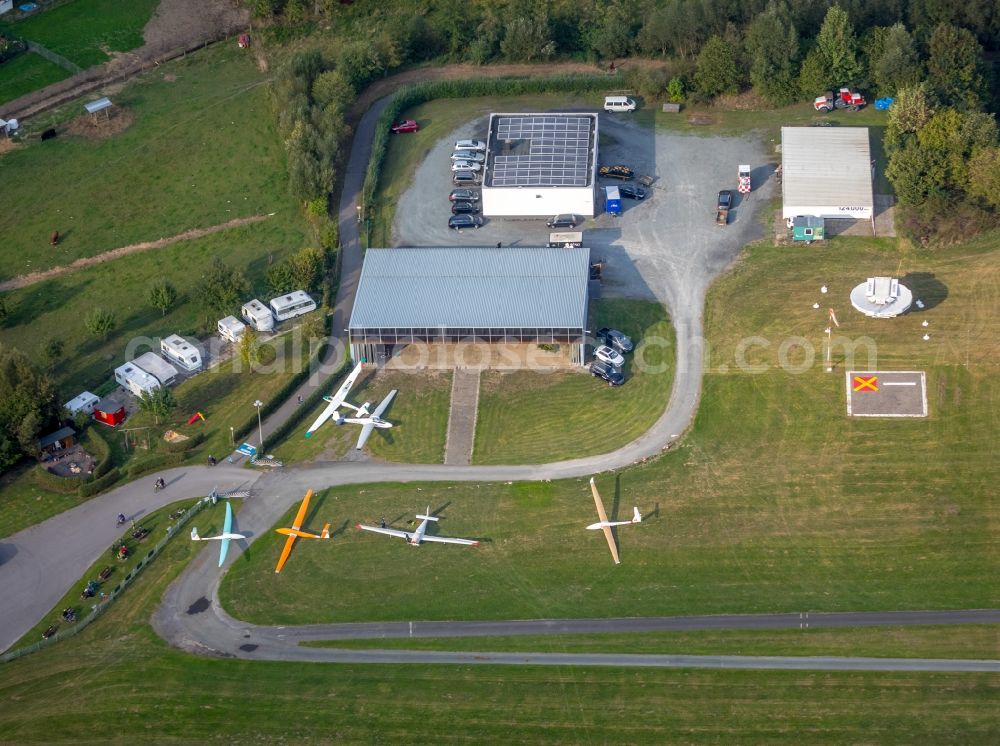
[[78, 468, 120, 498], [31, 465, 81, 494], [127, 453, 185, 480]]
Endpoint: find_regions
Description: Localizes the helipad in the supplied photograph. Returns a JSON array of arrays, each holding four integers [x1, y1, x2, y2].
[[846, 370, 927, 417]]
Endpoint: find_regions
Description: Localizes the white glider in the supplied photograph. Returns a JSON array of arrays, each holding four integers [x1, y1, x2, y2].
[[304, 362, 397, 449], [304, 362, 364, 438], [586, 477, 642, 565], [357, 507, 479, 547], [191, 501, 245, 567]]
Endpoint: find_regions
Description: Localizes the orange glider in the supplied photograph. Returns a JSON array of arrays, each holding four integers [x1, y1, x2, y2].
[[274, 489, 330, 573]]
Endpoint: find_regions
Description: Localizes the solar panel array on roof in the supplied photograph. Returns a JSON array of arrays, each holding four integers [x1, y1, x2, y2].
[[491, 115, 592, 187]]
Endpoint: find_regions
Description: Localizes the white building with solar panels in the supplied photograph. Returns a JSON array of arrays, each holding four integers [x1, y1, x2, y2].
[[482, 113, 598, 218], [348, 247, 591, 367]]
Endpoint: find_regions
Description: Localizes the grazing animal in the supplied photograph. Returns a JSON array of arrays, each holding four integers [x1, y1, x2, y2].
[[41, 128, 57, 140], [50, 231, 59, 246]]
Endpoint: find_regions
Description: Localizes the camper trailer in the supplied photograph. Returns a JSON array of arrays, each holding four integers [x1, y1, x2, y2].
[[160, 334, 202, 372], [218, 315, 246, 343], [65, 391, 100, 416], [241, 299, 275, 332], [114, 363, 161, 397], [133, 352, 179, 386], [269, 290, 317, 322]]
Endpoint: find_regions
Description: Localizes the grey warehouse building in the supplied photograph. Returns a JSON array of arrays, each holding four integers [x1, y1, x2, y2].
[[349, 247, 591, 367]]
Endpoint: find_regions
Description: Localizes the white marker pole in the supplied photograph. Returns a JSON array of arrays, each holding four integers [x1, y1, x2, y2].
[[824, 327, 832, 372]]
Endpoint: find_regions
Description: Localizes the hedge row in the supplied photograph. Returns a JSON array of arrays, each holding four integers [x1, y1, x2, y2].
[[78, 468, 121, 498], [31, 465, 82, 493], [232, 340, 331, 443], [362, 74, 611, 206], [85, 426, 114, 479], [126, 453, 185, 480]]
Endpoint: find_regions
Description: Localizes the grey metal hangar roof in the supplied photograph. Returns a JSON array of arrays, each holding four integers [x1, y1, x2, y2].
[[781, 126, 874, 218], [486, 113, 596, 188], [349, 248, 590, 331]]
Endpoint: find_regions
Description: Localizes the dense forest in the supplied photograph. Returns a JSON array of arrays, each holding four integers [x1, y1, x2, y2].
[[257, 0, 1000, 244]]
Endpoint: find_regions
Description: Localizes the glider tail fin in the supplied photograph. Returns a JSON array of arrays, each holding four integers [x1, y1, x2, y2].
[[320, 523, 331, 539], [416, 506, 438, 522], [191, 527, 200, 541], [632, 507, 642, 523]]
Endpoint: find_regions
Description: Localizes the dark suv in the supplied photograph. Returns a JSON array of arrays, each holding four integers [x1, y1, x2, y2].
[[597, 327, 634, 353], [546, 214, 577, 229], [590, 360, 624, 386], [448, 214, 484, 230], [451, 200, 480, 215]]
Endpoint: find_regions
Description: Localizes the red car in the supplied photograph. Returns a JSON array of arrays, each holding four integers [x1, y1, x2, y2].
[[390, 120, 419, 134]]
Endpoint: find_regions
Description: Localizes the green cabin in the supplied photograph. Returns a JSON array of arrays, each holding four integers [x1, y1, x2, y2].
[[791, 216, 825, 243]]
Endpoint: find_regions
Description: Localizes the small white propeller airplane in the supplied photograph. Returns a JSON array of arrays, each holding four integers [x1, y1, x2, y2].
[[586, 477, 642, 565], [304, 362, 398, 450], [191, 501, 245, 567], [357, 507, 479, 547]]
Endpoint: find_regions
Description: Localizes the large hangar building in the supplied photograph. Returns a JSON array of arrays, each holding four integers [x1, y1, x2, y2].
[[481, 113, 598, 218], [348, 247, 591, 368]]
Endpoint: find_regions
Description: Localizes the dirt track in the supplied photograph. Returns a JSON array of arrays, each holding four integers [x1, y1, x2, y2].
[[0, 214, 271, 292]]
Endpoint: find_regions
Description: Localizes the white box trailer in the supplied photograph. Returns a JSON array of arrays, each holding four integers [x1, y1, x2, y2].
[[218, 315, 246, 343], [269, 290, 317, 322], [241, 299, 275, 332], [160, 334, 202, 372], [65, 391, 100, 416], [114, 363, 161, 397], [134, 352, 179, 386]]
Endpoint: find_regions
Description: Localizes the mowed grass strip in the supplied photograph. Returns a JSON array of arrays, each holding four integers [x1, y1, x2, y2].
[[473, 299, 674, 464], [0, 0, 159, 69], [3, 545, 997, 746], [273, 368, 452, 464], [0, 51, 71, 106], [222, 239, 998, 625], [0, 43, 295, 281], [306, 624, 1000, 660]]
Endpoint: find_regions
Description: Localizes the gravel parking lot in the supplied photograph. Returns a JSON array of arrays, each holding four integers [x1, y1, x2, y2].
[[393, 112, 775, 315]]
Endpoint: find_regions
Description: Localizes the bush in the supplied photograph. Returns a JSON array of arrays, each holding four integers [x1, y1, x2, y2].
[[127, 453, 185, 480], [31, 465, 81, 494], [78, 468, 120, 498]]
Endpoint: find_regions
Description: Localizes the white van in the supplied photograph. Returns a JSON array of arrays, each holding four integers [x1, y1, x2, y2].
[[604, 95, 636, 113], [241, 299, 275, 332]]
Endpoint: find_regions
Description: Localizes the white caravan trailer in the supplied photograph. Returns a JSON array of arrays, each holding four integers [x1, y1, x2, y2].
[[160, 334, 203, 372], [241, 299, 275, 332], [114, 363, 161, 397], [65, 391, 100, 416], [269, 290, 317, 322], [217, 315, 246, 343], [133, 352, 179, 386]]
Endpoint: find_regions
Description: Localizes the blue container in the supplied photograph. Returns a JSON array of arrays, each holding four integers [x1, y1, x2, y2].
[[605, 185, 622, 215], [874, 97, 894, 111]]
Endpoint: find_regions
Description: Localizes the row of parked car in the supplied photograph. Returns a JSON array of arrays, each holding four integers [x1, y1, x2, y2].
[[590, 327, 634, 386], [448, 139, 488, 229]]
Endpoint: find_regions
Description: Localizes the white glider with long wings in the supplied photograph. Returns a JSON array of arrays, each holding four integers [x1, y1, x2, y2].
[[586, 477, 642, 565], [305, 362, 365, 437], [357, 507, 479, 547], [304, 362, 397, 449], [191, 501, 245, 567]]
